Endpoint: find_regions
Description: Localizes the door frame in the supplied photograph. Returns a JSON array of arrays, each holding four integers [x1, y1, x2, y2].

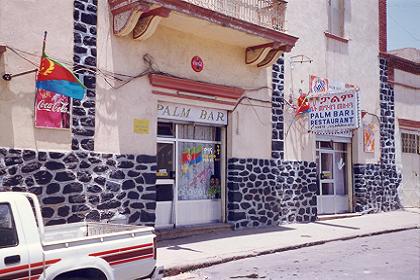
[[156, 122, 226, 227], [156, 139, 176, 228], [316, 139, 351, 214]]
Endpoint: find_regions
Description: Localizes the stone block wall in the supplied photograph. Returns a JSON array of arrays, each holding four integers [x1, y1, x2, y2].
[[272, 57, 285, 161], [227, 58, 318, 229], [353, 163, 382, 212], [278, 161, 318, 223], [227, 158, 279, 228], [0, 148, 156, 226], [227, 158, 317, 229], [72, 0, 98, 152], [353, 57, 401, 212]]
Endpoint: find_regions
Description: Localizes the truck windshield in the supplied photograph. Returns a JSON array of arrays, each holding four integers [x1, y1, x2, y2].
[[0, 203, 19, 248]]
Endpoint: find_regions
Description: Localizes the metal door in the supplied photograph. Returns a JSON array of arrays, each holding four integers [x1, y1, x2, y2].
[[316, 141, 349, 214]]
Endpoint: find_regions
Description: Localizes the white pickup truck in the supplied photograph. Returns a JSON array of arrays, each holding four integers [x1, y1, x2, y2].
[[0, 192, 163, 280]]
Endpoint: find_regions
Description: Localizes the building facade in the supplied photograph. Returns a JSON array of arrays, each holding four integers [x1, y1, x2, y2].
[[0, 0, 414, 229], [388, 48, 420, 208]]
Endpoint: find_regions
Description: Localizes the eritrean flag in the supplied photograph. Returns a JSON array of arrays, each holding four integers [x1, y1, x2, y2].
[[190, 145, 203, 165], [36, 54, 85, 100], [182, 148, 191, 165]]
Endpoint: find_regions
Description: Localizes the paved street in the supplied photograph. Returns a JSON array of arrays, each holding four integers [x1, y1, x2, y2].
[[165, 229, 420, 280]]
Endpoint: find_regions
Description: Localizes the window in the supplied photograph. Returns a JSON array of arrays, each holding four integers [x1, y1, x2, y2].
[[320, 141, 334, 150], [157, 143, 174, 179], [328, 0, 345, 37], [157, 122, 175, 138], [0, 203, 18, 248], [178, 124, 222, 200], [401, 132, 420, 154]]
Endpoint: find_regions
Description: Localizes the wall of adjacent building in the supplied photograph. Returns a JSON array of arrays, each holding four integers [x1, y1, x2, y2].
[[394, 70, 420, 123], [394, 69, 420, 208], [282, 0, 381, 164], [0, 0, 73, 151]]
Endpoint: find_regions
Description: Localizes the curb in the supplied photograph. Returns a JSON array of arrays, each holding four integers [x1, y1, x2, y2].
[[163, 226, 419, 277]]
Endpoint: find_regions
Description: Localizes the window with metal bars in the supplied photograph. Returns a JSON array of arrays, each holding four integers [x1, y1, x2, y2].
[[401, 132, 420, 154]]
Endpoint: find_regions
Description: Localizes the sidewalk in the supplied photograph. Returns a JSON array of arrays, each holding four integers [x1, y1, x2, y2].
[[157, 210, 420, 276]]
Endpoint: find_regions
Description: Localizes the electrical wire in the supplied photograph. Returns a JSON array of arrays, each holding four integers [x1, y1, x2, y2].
[[5, 46, 39, 67], [6, 45, 138, 78], [389, 14, 420, 42], [4, 45, 156, 89], [5, 44, 311, 116]]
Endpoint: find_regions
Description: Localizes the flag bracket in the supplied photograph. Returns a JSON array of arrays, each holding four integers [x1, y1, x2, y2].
[[2, 69, 38, 81]]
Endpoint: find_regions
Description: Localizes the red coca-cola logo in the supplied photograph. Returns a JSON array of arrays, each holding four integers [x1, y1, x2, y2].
[[37, 99, 69, 113], [191, 56, 204, 72]]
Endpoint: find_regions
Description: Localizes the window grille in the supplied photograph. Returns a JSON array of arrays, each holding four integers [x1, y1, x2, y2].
[[401, 132, 420, 154]]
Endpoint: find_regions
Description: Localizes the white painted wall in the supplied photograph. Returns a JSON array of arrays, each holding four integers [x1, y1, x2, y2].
[[283, 0, 381, 163], [0, 0, 73, 151], [96, 1, 272, 158]]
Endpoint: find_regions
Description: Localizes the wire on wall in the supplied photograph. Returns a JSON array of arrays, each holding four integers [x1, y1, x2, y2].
[[4, 44, 305, 128]]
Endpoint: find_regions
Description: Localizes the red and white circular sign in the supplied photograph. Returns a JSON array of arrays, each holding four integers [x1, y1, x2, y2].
[[191, 56, 204, 72]]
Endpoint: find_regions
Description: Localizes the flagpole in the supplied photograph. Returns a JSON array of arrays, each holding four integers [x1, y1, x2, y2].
[[34, 31, 47, 111], [42, 31, 47, 55]]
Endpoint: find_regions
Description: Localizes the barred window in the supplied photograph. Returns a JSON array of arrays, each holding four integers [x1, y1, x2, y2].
[[401, 132, 419, 154]]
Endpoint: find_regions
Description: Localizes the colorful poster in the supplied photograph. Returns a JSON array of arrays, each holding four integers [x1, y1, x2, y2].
[[34, 89, 70, 129], [363, 122, 375, 153], [178, 142, 220, 200]]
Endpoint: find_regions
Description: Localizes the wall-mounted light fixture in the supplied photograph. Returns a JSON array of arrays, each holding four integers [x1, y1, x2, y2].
[[2, 69, 38, 81]]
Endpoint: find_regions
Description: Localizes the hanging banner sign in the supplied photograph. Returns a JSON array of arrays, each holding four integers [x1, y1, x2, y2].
[[34, 89, 70, 129], [157, 102, 227, 125], [309, 91, 360, 133], [309, 75, 356, 97], [309, 75, 329, 96]]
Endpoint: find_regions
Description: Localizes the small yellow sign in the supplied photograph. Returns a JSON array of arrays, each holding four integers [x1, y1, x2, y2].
[[133, 119, 150, 135]]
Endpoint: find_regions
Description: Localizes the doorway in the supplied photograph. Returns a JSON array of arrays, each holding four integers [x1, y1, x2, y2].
[[155, 122, 224, 228], [316, 141, 349, 214]]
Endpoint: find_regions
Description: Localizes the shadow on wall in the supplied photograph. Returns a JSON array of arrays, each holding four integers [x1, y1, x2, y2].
[[95, 14, 157, 154], [326, 38, 349, 55], [0, 55, 17, 148]]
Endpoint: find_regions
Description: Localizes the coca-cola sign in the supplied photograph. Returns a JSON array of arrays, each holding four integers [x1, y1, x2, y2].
[[34, 89, 70, 129], [191, 56, 204, 73]]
